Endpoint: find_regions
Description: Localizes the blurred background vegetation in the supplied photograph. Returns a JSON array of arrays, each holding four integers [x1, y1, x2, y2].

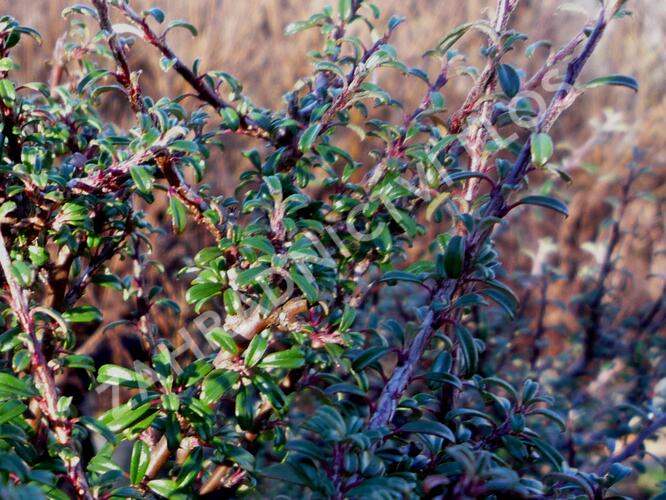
[[3, 0, 665, 494]]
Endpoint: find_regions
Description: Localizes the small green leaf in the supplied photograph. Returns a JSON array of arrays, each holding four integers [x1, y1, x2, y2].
[[159, 56, 177, 72], [377, 271, 423, 286], [236, 265, 269, 288], [201, 370, 239, 404], [298, 123, 321, 152], [77, 69, 110, 94], [169, 195, 187, 234], [63, 354, 95, 371], [62, 4, 99, 19], [169, 140, 199, 154], [338, 0, 352, 20], [185, 282, 222, 304], [0, 79, 16, 104], [530, 133, 554, 167], [264, 175, 283, 201], [165, 20, 198, 37], [497, 63, 521, 98], [11, 261, 33, 287], [0, 201, 16, 219], [284, 20, 315, 36], [444, 235, 465, 278], [388, 15, 406, 32], [0, 372, 36, 398], [517, 195, 569, 217], [289, 266, 318, 303], [525, 40, 551, 59], [399, 419, 455, 442], [207, 327, 238, 355], [586, 74, 638, 93], [147, 479, 180, 498], [455, 325, 478, 375], [242, 236, 275, 255], [130, 165, 154, 194], [339, 305, 356, 331], [352, 346, 389, 371], [221, 107, 240, 131], [142, 7, 165, 23], [244, 335, 267, 368], [0, 400, 27, 425], [529, 408, 567, 432], [235, 384, 255, 430], [315, 61, 346, 82], [259, 348, 305, 369], [78, 416, 117, 444], [97, 364, 153, 389], [0, 58, 17, 71], [63, 305, 102, 324], [129, 441, 150, 485]]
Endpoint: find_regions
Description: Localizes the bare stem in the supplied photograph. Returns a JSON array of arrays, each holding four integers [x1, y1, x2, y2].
[[0, 231, 93, 500]]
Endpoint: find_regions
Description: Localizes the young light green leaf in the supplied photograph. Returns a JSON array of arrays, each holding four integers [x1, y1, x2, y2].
[[530, 133, 554, 167]]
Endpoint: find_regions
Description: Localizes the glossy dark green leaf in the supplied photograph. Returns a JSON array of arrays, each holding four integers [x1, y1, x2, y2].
[[586, 74, 638, 93], [399, 419, 455, 441], [130, 165, 154, 194], [147, 479, 180, 498], [129, 440, 150, 485], [63, 305, 102, 324], [352, 346, 389, 371], [497, 63, 521, 98], [200, 369, 239, 404], [0, 372, 36, 398], [77, 69, 110, 94], [517, 195, 568, 217], [289, 266, 318, 303], [244, 335, 267, 368], [235, 384, 255, 430], [455, 325, 478, 375], [207, 327, 238, 355], [97, 365, 153, 389], [259, 348, 305, 369], [444, 235, 465, 278]]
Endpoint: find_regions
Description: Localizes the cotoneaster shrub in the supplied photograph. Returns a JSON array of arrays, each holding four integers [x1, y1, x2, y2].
[[0, 0, 661, 499]]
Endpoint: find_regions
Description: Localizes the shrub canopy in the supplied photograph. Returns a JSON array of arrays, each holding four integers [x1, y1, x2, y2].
[[0, 1, 662, 499]]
